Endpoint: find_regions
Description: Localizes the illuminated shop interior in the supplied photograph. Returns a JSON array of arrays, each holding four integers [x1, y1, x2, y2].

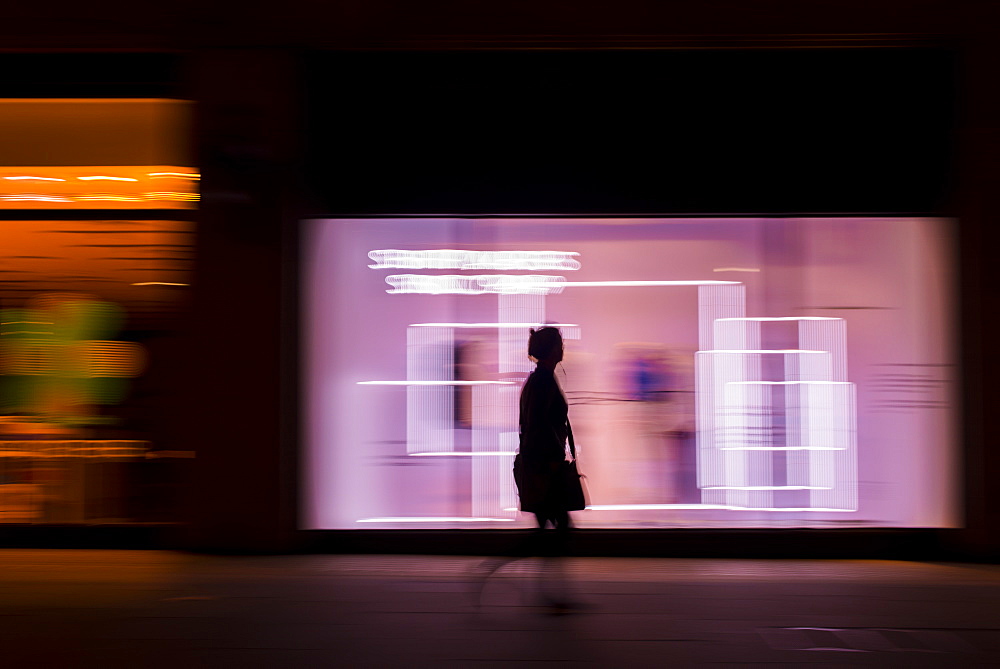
[[0, 99, 194, 523], [304, 217, 957, 530]]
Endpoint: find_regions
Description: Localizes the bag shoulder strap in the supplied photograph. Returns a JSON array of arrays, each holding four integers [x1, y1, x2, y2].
[[566, 418, 577, 460]]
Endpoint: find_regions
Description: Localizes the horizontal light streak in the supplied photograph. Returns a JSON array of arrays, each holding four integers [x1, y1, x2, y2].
[[547, 280, 739, 287], [410, 451, 517, 456], [726, 380, 853, 385], [720, 446, 845, 451], [717, 317, 842, 322], [703, 486, 832, 490], [584, 504, 733, 510], [358, 380, 514, 386], [0, 166, 198, 209], [409, 322, 578, 328], [726, 507, 857, 512], [75, 195, 143, 201], [385, 277, 743, 295], [0, 440, 151, 459], [145, 191, 200, 200], [2, 195, 72, 202], [369, 248, 581, 271], [2, 193, 197, 202], [356, 517, 516, 523], [386, 274, 566, 295], [148, 171, 200, 179], [713, 267, 760, 272], [704, 349, 827, 354], [580, 505, 854, 512], [131, 281, 189, 286]]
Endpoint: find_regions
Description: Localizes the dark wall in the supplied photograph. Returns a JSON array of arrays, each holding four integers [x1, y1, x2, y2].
[[308, 48, 956, 215]]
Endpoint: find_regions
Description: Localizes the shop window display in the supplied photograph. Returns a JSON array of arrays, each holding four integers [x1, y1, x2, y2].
[[304, 217, 958, 529]]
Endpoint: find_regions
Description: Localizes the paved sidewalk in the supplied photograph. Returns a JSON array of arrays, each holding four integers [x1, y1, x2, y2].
[[2, 550, 999, 667]]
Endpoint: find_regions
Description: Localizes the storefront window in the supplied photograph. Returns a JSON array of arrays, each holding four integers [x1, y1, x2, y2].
[[0, 98, 194, 523], [304, 217, 958, 529]]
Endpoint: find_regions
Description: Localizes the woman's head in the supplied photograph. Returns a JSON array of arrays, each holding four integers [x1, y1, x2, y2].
[[528, 326, 563, 365]]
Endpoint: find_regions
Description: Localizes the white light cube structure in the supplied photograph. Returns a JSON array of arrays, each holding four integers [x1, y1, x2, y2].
[[406, 325, 456, 454], [695, 317, 857, 511], [471, 384, 519, 519]]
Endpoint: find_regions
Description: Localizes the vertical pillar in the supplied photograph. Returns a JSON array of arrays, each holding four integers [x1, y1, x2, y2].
[[179, 50, 303, 552]]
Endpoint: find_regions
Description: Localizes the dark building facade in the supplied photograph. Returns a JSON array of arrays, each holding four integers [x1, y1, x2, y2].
[[0, 1, 997, 559]]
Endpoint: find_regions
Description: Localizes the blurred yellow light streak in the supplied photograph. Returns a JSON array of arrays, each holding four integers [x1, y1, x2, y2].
[[2, 195, 72, 202], [76, 195, 144, 201], [0, 166, 198, 209], [1, 322, 53, 325], [0, 331, 53, 335], [148, 172, 199, 179], [0, 440, 151, 459], [144, 192, 199, 201]]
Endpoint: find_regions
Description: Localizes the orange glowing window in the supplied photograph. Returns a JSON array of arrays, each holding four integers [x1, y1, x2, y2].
[[0, 99, 195, 210]]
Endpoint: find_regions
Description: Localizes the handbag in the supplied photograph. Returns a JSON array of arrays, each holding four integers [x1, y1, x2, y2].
[[562, 419, 587, 511], [512, 418, 588, 512], [512, 452, 525, 498]]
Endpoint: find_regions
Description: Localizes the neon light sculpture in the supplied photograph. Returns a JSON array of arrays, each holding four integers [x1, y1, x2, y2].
[[359, 249, 858, 523], [696, 316, 857, 511]]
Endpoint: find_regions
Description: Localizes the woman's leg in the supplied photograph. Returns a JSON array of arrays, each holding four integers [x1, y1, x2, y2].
[[472, 513, 545, 607], [551, 509, 570, 554], [539, 509, 576, 609]]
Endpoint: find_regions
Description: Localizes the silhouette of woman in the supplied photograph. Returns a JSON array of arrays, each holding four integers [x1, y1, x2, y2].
[[518, 327, 573, 554], [474, 326, 581, 612]]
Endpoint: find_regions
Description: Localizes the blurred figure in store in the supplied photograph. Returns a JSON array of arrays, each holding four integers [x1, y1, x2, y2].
[[607, 343, 693, 508]]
